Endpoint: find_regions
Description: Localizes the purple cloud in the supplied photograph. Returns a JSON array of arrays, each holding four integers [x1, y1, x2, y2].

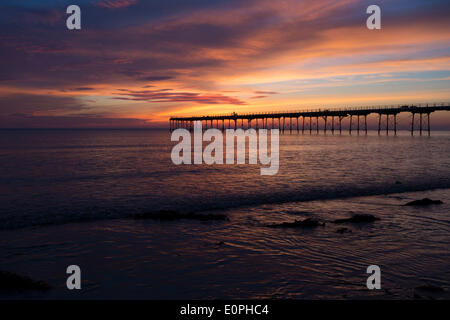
[[114, 89, 246, 105], [96, 0, 138, 10]]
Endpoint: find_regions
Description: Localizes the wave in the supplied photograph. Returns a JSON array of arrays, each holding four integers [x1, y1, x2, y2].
[[0, 180, 448, 231]]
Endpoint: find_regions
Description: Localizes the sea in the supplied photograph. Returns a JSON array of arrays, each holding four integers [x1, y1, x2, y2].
[[0, 129, 449, 299]]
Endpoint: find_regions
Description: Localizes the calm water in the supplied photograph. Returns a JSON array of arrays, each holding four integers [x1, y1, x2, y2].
[[0, 129, 449, 299]]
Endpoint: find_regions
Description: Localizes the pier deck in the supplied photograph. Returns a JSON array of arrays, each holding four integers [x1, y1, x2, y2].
[[170, 103, 450, 135]]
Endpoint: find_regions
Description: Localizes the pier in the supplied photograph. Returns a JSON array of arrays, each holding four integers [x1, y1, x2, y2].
[[170, 103, 450, 135]]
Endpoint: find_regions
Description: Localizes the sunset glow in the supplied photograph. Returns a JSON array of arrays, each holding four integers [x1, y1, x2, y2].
[[1, 0, 449, 127]]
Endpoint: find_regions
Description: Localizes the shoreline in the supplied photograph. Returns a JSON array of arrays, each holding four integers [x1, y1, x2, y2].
[[1, 185, 449, 232], [1, 188, 449, 300]]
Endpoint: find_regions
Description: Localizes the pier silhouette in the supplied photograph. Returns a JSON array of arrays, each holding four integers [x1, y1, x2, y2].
[[170, 103, 450, 135]]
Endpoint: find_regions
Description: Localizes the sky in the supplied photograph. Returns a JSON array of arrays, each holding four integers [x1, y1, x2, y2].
[[0, 0, 449, 128]]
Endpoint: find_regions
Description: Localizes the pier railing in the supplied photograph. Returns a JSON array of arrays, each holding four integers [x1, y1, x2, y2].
[[169, 103, 450, 136]]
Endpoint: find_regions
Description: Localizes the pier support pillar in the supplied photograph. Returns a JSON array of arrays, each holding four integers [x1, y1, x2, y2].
[[378, 114, 381, 135], [349, 115, 353, 135], [302, 117, 305, 134], [394, 114, 397, 135], [357, 115, 360, 135], [331, 116, 335, 134], [386, 114, 389, 135], [420, 113, 423, 136], [364, 115, 368, 135], [316, 117, 319, 134]]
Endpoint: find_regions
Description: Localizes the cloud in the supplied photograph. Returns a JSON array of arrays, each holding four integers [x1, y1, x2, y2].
[[19, 9, 63, 26], [250, 95, 268, 99], [0, 93, 88, 116], [0, 113, 152, 128], [254, 91, 279, 95], [114, 89, 246, 105], [68, 87, 95, 92], [73, 87, 94, 91], [0, 0, 449, 127], [139, 76, 174, 82], [96, 0, 138, 9]]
